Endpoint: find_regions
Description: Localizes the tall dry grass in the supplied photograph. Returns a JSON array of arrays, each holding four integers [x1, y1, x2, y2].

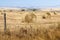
[[0, 22, 60, 40]]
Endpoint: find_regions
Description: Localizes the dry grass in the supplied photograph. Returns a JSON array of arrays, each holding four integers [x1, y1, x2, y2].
[[0, 22, 60, 40], [0, 9, 60, 40]]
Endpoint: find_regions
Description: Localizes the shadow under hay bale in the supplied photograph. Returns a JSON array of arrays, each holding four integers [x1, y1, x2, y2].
[[21, 9, 25, 11], [32, 9, 37, 11], [42, 16, 46, 19]]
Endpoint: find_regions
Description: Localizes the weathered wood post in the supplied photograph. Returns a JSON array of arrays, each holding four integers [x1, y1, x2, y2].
[[4, 13, 6, 33]]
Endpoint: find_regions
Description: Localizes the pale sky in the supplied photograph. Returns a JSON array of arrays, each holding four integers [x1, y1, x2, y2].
[[0, 0, 60, 8]]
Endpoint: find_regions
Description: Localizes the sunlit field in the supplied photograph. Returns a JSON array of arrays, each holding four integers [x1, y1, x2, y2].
[[0, 8, 60, 40]]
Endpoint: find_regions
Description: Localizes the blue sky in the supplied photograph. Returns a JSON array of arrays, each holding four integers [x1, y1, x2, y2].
[[0, 0, 60, 8]]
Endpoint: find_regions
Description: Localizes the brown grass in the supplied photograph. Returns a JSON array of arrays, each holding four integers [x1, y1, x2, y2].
[[0, 9, 60, 40], [0, 22, 60, 40]]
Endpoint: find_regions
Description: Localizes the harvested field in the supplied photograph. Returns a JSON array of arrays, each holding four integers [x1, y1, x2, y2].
[[0, 8, 60, 40]]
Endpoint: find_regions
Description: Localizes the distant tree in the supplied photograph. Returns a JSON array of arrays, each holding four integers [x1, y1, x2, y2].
[[21, 9, 25, 11], [32, 9, 37, 11], [28, 9, 37, 11]]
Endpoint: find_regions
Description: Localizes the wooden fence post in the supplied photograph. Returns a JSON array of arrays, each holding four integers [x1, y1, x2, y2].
[[4, 13, 6, 33]]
